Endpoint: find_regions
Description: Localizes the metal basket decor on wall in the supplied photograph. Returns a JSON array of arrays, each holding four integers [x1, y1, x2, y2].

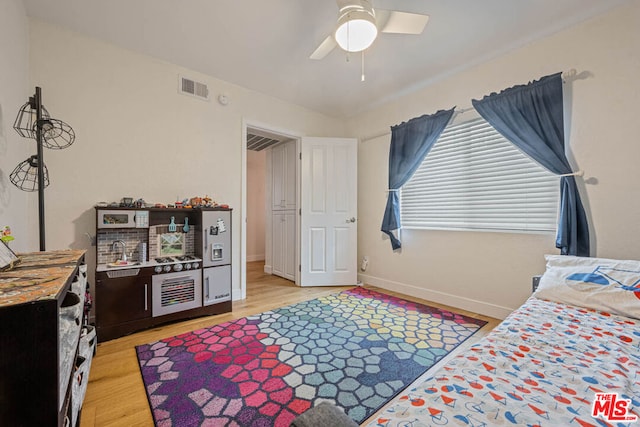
[[11, 87, 76, 250]]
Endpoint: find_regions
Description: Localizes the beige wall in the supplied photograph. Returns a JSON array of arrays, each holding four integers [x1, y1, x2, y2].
[[349, 1, 640, 318], [6, 3, 640, 319], [27, 19, 345, 299], [246, 149, 266, 261], [0, 0, 32, 253]]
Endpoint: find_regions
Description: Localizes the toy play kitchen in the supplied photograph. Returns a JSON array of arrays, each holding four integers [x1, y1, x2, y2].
[[94, 202, 232, 341]]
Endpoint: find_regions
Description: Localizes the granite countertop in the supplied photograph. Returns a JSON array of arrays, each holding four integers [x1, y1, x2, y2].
[[0, 249, 85, 308]]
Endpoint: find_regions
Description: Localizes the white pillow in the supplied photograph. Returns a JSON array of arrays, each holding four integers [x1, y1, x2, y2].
[[534, 254, 640, 319]]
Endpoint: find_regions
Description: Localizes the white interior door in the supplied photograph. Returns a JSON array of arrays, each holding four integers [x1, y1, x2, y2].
[[301, 137, 357, 287]]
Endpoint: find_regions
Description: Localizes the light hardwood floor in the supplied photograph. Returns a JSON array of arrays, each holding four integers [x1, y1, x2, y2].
[[80, 262, 500, 427]]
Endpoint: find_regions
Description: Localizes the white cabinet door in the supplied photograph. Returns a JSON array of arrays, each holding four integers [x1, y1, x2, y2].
[[300, 137, 357, 287], [272, 212, 296, 281], [271, 141, 297, 211], [283, 141, 297, 210], [272, 212, 284, 277], [282, 211, 296, 281], [271, 144, 286, 210]]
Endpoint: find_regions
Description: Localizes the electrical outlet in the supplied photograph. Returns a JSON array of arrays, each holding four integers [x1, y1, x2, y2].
[[361, 256, 369, 272]]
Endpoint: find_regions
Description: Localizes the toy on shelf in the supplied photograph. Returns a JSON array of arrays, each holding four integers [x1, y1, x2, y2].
[[1, 226, 15, 244]]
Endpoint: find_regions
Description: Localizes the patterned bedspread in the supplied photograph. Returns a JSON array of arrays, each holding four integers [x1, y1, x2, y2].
[[366, 297, 640, 427]]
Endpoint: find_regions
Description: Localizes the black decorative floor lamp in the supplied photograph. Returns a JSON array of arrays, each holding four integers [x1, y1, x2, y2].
[[10, 87, 75, 251]]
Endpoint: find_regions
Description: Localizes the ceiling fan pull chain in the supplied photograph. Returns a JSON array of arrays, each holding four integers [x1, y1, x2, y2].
[[361, 50, 366, 82]]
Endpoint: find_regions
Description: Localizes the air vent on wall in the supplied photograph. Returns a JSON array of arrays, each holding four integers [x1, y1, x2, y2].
[[179, 75, 210, 101], [247, 127, 295, 151], [247, 133, 282, 151]]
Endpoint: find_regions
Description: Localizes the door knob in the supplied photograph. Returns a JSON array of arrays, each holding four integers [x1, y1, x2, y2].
[[346, 217, 356, 223]]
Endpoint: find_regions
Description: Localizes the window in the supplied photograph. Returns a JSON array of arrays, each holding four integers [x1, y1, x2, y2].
[[401, 115, 560, 233], [158, 232, 185, 256]]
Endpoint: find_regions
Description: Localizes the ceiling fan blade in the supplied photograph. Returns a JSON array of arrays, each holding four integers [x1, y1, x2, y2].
[[377, 9, 429, 35], [310, 35, 337, 60]]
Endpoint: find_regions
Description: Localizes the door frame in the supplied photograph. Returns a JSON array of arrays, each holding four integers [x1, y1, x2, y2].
[[241, 119, 301, 297]]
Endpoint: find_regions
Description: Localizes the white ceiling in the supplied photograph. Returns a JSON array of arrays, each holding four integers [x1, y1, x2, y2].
[[23, 0, 629, 119]]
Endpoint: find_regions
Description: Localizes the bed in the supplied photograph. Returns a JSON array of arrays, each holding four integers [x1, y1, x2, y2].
[[365, 255, 640, 427]]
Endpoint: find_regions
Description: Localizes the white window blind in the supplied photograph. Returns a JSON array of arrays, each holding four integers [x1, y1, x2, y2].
[[401, 116, 560, 233]]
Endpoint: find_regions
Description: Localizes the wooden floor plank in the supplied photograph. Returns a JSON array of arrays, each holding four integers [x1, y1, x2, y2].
[[80, 262, 500, 426]]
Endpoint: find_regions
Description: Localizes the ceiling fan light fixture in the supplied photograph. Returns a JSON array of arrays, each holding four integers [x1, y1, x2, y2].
[[335, 8, 378, 52]]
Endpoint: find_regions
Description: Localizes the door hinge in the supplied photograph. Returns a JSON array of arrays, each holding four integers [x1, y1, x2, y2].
[[299, 265, 301, 272], [299, 208, 301, 215], [299, 152, 302, 160]]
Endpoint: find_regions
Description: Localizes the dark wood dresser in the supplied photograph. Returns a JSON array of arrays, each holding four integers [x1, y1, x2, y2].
[[0, 250, 94, 427]]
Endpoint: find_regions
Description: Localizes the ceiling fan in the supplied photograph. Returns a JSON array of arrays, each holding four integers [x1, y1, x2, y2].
[[310, 0, 429, 60]]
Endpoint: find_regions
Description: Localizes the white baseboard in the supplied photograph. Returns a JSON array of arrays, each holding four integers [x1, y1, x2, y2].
[[264, 264, 273, 274], [246, 254, 265, 262], [358, 273, 513, 320]]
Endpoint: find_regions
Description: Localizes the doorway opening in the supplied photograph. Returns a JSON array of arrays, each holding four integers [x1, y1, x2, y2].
[[243, 123, 300, 295]]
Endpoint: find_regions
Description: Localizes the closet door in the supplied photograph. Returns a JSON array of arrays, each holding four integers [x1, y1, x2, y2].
[[272, 213, 283, 277], [282, 211, 296, 281], [272, 212, 296, 281], [271, 144, 286, 210], [282, 142, 297, 210], [271, 141, 297, 210]]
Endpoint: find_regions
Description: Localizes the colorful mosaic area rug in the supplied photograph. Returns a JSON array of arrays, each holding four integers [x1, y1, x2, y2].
[[136, 287, 487, 427]]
